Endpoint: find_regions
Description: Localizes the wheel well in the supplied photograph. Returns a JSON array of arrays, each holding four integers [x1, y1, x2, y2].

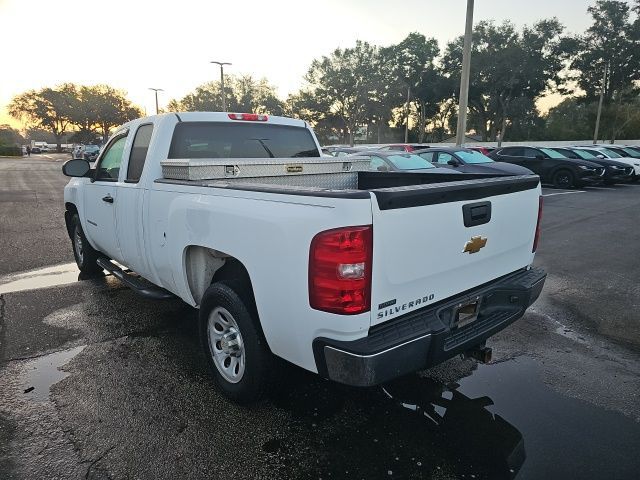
[[64, 203, 78, 238], [184, 246, 256, 309]]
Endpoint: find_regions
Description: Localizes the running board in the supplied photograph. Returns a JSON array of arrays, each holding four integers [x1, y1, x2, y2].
[[96, 258, 175, 300]]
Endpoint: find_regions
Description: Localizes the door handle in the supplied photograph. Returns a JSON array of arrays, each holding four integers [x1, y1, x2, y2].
[[462, 201, 492, 227], [102, 195, 114, 203]]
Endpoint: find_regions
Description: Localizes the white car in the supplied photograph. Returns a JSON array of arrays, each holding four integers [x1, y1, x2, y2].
[[62, 112, 546, 402], [574, 146, 640, 180]]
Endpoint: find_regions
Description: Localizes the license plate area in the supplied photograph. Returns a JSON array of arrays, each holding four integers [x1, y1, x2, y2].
[[454, 296, 481, 328]]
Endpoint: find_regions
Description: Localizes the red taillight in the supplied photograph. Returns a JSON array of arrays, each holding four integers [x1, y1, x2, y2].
[[532, 196, 543, 252], [309, 225, 373, 315], [227, 113, 268, 121]]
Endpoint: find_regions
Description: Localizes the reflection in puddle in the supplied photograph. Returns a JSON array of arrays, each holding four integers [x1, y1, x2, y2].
[[0, 263, 105, 294], [267, 357, 640, 479], [22, 346, 85, 402], [383, 375, 525, 478]]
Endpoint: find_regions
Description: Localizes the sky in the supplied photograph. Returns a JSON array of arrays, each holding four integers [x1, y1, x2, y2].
[[0, 0, 607, 128]]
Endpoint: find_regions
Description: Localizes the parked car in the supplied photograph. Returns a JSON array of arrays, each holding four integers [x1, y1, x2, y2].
[[62, 112, 545, 402], [73, 145, 101, 162], [603, 145, 640, 160], [414, 147, 532, 175], [377, 143, 431, 152], [329, 147, 366, 157], [622, 145, 640, 156], [467, 146, 496, 156], [488, 146, 605, 188], [571, 146, 640, 182], [351, 150, 463, 174], [549, 147, 633, 185], [30, 147, 42, 154]]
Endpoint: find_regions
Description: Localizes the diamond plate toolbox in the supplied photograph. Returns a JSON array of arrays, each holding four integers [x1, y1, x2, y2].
[[160, 156, 370, 181]]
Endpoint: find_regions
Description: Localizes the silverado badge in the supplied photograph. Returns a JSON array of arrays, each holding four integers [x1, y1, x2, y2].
[[463, 235, 487, 254]]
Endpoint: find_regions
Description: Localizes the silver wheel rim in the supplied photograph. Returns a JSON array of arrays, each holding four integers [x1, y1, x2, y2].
[[207, 306, 245, 383], [74, 228, 84, 265]]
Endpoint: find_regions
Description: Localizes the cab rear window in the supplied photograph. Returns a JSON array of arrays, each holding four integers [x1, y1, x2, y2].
[[168, 122, 320, 159]]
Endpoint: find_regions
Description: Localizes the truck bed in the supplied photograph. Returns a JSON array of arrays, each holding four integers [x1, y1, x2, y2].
[[156, 171, 540, 207]]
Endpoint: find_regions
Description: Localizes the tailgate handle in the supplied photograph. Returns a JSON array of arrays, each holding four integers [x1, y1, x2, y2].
[[463, 201, 491, 227]]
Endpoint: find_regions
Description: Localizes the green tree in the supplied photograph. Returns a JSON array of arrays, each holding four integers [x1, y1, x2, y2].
[[8, 84, 77, 151], [0, 125, 25, 146], [303, 41, 386, 146], [74, 85, 142, 141], [385, 33, 447, 142], [566, 1, 640, 102], [442, 19, 565, 141], [561, 1, 640, 141], [168, 75, 284, 115]]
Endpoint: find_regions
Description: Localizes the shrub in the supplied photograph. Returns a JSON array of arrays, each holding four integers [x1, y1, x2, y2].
[[0, 145, 22, 156]]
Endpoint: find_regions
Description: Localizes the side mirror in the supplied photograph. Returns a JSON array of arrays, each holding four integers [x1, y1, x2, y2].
[[62, 159, 91, 177], [597, 154, 605, 159], [376, 165, 389, 172], [535, 154, 544, 161], [447, 159, 460, 167]]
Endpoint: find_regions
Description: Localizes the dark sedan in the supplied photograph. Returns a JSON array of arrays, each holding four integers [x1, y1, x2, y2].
[[414, 147, 532, 175], [488, 146, 604, 188], [549, 147, 633, 185], [349, 150, 461, 174]]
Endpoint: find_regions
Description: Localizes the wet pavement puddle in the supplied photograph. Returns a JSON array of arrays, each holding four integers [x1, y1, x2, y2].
[[0, 263, 82, 294], [21, 346, 85, 402], [0, 262, 107, 294], [269, 356, 640, 479]]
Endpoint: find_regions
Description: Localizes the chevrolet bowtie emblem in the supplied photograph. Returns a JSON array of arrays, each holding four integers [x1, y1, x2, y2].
[[463, 236, 488, 254]]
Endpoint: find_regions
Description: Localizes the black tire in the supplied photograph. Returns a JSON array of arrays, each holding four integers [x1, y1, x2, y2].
[[199, 282, 272, 403], [552, 169, 575, 189], [70, 214, 103, 274]]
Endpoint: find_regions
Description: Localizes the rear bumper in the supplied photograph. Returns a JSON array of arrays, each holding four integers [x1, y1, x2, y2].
[[313, 267, 546, 387]]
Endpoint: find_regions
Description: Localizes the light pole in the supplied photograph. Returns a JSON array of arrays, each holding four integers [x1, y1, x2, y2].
[[211, 61, 232, 112], [455, 0, 474, 147], [593, 62, 608, 144], [148, 88, 164, 114], [404, 85, 411, 143]]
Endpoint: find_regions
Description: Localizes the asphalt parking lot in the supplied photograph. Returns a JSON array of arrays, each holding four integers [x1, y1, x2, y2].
[[1, 155, 639, 480]]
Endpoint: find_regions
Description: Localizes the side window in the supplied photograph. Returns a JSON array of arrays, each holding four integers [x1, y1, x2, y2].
[[418, 151, 436, 162], [127, 124, 154, 182], [502, 147, 524, 157], [524, 148, 539, 158], [95, 135, 128, 181], [436, 152, 454, 164], [369, 156, 387, 170]]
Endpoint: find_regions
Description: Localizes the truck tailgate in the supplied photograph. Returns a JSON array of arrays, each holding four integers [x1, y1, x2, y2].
[[369, 175, 541, 326]]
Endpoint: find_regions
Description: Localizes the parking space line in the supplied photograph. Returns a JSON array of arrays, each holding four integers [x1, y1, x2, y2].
[[542, 191, 587, 197]]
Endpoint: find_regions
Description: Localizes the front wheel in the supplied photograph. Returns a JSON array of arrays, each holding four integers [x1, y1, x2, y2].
[[552, 169, 575, 189], [70, 214, 103, 274], [199, 282, 273, 403]]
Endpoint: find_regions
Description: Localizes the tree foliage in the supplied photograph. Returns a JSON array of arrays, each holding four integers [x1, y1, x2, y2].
[[302, 41, 389, 145], [8, 84, 77, 150], [168, 75, 284, 115], [0, 124, 25, 146], [8, 84, 141, 149], [442, 19, 565, 141]]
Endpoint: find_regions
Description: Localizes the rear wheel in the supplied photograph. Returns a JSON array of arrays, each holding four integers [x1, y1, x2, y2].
[[199, 282, 273, 403], [70, 214, 103, 274], [552, 169, 575, 189]]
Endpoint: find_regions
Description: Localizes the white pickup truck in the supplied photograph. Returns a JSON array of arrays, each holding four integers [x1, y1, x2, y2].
[[62, 112, 546, 402]]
